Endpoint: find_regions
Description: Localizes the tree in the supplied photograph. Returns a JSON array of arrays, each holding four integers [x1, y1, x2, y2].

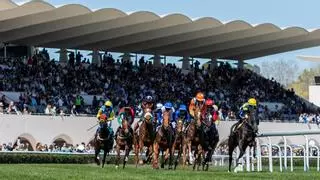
[[260, 59, 298, 87], [288, 65, 320, 99]]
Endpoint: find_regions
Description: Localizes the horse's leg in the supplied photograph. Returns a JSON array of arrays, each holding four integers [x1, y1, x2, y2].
[[188, 140, 193, 165], [161, 149, 166, 169], [134, 141, 139, 168], [102, 147, 108, 168], [115, 142, 121, 169], [197, 145, 203, 171], [234, 140, 249, 173], [228, 136, 236, 172], [153, 142, 159, 169], [123, 144, 130, 169], [182, 139, 188, 168], [94, 142, 101, 166], [148, 144, 154, 163], [174, 141, 183, 170], [138, 139, 144, 165]]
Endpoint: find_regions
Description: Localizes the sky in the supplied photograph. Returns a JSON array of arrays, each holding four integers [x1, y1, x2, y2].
[[12, 0, 320, 73]]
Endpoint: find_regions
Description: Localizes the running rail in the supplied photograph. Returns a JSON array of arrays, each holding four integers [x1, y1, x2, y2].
[[258, 130, 320, 137]]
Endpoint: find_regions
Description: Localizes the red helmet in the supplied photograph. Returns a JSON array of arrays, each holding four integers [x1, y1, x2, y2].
[[205, 99, 214, 106]]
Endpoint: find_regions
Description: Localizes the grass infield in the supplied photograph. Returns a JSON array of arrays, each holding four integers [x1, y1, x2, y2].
[[0, 164, 319, 180]]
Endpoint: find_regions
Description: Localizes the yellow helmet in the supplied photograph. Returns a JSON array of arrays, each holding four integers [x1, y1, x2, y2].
[[105, 101, 112, 107], [248, 98, 257, 106]]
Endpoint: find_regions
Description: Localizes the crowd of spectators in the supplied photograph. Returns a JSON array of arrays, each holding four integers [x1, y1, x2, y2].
[[0, 138, 95, 153], [0, 49, 319, 121]]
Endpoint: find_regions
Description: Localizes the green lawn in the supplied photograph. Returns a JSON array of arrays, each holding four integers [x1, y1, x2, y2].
[[0, 164, 318, 180]]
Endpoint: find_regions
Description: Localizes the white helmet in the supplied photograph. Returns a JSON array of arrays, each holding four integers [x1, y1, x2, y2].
[[156, 103, 163, 110]]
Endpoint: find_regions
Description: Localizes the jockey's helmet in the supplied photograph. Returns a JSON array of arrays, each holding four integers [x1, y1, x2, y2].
[[205, 99, 214, 106], [144, 95, 153, 103], [179, 104, 187, 111], [156, 103, 163, 110], [248, 98, 257, 107], [196, 92, 205, 101], [105, 101, 112, 107], [164, 102, 173, 110]]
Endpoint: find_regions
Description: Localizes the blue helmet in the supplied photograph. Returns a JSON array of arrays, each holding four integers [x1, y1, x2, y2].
[[179, 104, 187, 111], [164, 102, 173, 109]]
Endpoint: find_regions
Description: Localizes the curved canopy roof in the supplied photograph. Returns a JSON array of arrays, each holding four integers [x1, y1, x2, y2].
[[1, 0, 319, 60]]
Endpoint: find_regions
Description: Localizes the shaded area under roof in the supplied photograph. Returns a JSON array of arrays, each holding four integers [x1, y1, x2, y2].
[[0, 0, 320, 60]]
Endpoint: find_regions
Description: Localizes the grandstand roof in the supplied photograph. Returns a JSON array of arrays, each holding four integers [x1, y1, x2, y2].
[[1, 0, 320, 60]]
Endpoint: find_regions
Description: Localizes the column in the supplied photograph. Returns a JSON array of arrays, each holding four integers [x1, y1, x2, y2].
[[211, 58, 218, 70], [238, 60, 244, 69], [91, 49, 100, 65], [3, 43, 7, 59], [58, 48, 68, 63], [27, 46, 36, 57], [153, 54, 161, 67], [182, 56, 190, 70]]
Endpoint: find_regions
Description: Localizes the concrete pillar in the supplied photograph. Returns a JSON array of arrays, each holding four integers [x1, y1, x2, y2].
[[182, 56, 190, 70], [121, 52, 132, 63], [91, 49, 100, 65], [211, 58, 218, 70], [238, 60, 244, 69], [3, 43, 7, 59], [27, 46, 36, 57], [153, 55, 161, 67], [58, 48, 68, 63]]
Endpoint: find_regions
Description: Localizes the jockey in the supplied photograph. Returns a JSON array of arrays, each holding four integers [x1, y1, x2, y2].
[[201, 99, 219, 127], [237, 98, 258, 133], [189, 92, 206, 119], [96, 100, 115, 139], [154, 103, 163, 125], [174, 104, 191, 132], [134, 96, 154, 131], [116, 106, 135, 137], [141, 95, 154, 111], [156, 102, 175, 131]]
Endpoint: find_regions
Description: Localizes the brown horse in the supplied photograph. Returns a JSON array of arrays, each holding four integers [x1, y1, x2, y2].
[[172, 117, 185, 170], [115, 112, 134, 169], [228, 110, 257, 172], [197, 112, 220, 171], [182, 107, 202, 169], [153, 111, 174, 169], [94, 120, 114, 168], [133, 108, 155, 167]]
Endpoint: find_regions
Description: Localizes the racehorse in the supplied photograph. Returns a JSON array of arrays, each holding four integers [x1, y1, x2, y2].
[[133, 108, 155, 167], [115, 111, 134, 169], [197, 112, 219, 171], [94, 117, 114, 168], [228, 110, 257, 172], [182, 107, 202, 169], [153, 111, 174, 169], [171, 116, 185, 170]]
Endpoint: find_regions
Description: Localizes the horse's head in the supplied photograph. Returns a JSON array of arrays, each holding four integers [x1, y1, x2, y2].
[[143, 111, 153, 123], [162, 111, 170, 129], [176, 118, 184, 133]]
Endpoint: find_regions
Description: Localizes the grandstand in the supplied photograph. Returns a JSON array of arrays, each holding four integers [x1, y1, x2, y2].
[[0, 0, 320, 153]]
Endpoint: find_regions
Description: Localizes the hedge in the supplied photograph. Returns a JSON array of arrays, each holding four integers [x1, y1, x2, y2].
[[0, 153, 317, 167], [0, 153, 135, 164]]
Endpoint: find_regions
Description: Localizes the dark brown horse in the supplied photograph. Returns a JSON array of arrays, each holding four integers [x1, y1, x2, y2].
[[153, 111, 174, 169], [197, 112, 219, 171], [228, 110, 257, 172], [182, 107, 202, 169], [115, 112, 134, 169], [94, 120, 114, 168], [133, 108, 155, 167], [172, 117, 185, 170]]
